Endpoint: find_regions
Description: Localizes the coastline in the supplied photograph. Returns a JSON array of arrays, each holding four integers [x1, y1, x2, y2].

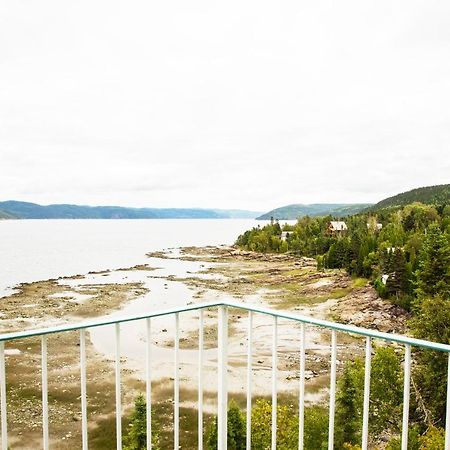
[[0, 245, 408, 448]]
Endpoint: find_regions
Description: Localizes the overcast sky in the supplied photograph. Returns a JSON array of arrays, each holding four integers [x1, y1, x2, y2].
[[1, 1, 449, 211]]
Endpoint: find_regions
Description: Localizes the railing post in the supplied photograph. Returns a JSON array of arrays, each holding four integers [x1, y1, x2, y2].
[[0, 342, 7, 450], [361, 337, 372, 450], [80, 329, 88, 450], [298, 323, 305, 450], [401, 344, 411, 450], [445, 353, 450, 449], [146, 318, 152, 450], [328, 330, 337, 450], [246, 311, 253, 450], [198, 310, 204, 450], [272, 316, 278, 450], [174, 313, 180, 449], [115, 324, 122, 450], [41, 335, 49, 450], [218, 306, 228, 450]]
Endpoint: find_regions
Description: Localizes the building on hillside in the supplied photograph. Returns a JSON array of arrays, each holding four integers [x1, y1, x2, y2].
[[367, 222, 383, 231], [280, 231, 291, 241], [328, 221, 348, 236]]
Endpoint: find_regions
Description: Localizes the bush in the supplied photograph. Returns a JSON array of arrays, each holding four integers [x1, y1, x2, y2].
[[207, 401, 246, 450], [335, 347, 403, 447], [386, 426, 444, 449], [123, 395, 160, 450], [206, 400, 329, 450], [419, 426, 445, 448]]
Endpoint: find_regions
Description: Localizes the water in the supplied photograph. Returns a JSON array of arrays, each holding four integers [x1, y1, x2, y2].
[[0, 218, 263, 296], [1, 218, 317, 398]]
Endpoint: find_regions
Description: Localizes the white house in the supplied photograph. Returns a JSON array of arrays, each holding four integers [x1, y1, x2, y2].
[[328, 221, 348, 235], [280, 231, 291, 241]]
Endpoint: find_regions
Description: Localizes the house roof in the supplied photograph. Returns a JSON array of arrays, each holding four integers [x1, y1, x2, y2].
[[329, 221, 348, 231]]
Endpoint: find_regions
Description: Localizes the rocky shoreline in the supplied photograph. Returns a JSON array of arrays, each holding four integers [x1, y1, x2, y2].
[[0, 245, 409, 449]]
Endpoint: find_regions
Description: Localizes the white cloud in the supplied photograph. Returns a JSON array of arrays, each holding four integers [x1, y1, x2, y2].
[[0, 0, 449, 210]]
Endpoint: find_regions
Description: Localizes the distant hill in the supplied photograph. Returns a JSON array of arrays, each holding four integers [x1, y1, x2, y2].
[[0, 208, 16, 219], [0, 201, 262, 220], [212, 209, 261, 219], [370, 184, 450, 211], [256, 203, 372, 220]]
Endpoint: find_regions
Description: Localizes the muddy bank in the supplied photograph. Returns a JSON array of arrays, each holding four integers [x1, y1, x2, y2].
[[0, 245, 408, 448], [0, 279, 147, 327], [0, 269, 150, 449], [171, 246, 408, 334]]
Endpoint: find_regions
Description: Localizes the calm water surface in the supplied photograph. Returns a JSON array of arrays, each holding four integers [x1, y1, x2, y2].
[[0, 219, 263, 296]]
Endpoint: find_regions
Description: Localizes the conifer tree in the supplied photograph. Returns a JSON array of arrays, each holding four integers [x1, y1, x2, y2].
[[415, 223, 450, 299]]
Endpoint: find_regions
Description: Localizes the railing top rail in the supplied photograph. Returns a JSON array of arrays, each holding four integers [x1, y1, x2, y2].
[[1, 300, 449, 353]]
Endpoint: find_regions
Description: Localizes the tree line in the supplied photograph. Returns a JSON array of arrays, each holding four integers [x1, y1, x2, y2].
[[122, 202, 450, 448], [236, 202, 450, 309], [234, 202, 450, 446]]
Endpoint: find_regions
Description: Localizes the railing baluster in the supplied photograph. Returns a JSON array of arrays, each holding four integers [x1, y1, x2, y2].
[[217, 306, 228, 450], [174, 313, 180, 450], [246, 311, 253, 450], [146, 318, 152, 450], [272, 316, 277, 450], [361, 337, 372, 450], [0, 342, 7, 450], [41, 335, 49, 450], [298, 323, 305, 450], [198, 310, 204, 450], [401, 344, 411, 450], [328, 330, 337, 450], [115, 323, 121, 450], [80, 329, 88, 450], [445, 353, 450, 449]]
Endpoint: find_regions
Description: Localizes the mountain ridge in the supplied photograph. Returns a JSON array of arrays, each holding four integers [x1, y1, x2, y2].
[[0, 201, 261, 220], [256, 203, 372, 220], [369, 184, 450, 211]]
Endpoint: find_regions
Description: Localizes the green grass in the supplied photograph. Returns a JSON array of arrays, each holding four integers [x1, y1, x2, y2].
[[268, 282, 353, 309], [351, 277, 369, 288], [284, 268, 315, 277]]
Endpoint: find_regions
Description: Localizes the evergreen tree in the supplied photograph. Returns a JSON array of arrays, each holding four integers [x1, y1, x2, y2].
[[207, 401, 246, 450], [123, 395, 160, 450], [335, 359, 364, 445], [335, 348, 403, 447], [410, 297, 450, 426], [415, 223, 450, 299], [385, 249, 409, 297]]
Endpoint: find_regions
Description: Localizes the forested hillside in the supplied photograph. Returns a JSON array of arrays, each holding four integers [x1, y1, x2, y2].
[[236, 201, 450, 443], [256, 203, 371, 220], [237, 202, 450, 306], [370, 184, 450, 210]]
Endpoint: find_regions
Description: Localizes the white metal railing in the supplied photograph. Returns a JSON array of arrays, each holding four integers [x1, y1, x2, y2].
[[0, 300, 450, 449]]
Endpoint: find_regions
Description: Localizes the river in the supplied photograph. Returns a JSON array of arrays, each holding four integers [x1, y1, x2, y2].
[[0, 218, 265, 297]]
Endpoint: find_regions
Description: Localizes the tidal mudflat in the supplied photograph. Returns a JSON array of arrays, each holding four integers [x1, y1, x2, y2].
[[0, 246, 407, 448]]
